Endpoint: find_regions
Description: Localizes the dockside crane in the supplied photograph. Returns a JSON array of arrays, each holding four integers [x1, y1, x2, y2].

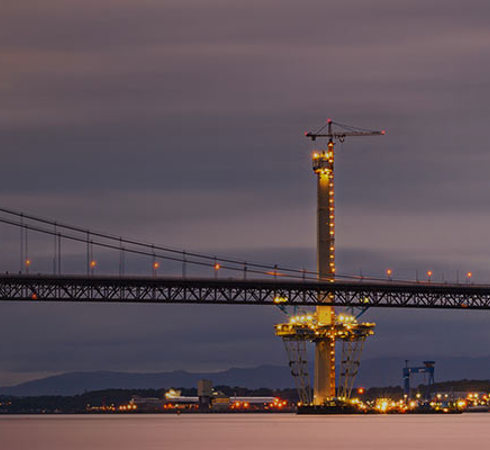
[[403, 360, 436, 402]]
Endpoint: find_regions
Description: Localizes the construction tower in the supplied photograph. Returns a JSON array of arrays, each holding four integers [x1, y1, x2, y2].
[[275, 119, 384, 407]]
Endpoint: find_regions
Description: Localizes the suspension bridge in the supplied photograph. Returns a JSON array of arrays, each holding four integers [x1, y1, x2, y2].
[[0, 205, 489, 310]]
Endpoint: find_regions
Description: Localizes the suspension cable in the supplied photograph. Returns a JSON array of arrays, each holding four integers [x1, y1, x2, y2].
[[0, 206, 422, 284]]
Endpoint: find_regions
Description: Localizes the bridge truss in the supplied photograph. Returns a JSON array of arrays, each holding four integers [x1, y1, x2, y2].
[[1, 275, 490, 309]]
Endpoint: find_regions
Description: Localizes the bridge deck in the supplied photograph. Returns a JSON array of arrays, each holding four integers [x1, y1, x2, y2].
[[0, 275, 489, 309]]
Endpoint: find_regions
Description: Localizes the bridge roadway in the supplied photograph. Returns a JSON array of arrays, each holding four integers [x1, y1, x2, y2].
[[0, 275, 490, 310]]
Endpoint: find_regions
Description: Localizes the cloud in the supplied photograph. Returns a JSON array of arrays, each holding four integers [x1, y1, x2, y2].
[[1, 0, 490, 384]]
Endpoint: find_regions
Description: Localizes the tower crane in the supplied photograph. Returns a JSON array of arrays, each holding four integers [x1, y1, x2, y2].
[[305, 118, 385, 142]]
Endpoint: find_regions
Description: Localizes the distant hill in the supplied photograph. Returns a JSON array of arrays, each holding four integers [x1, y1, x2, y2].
[[1, 356, 488, 396], [0, 365, 292, 396]]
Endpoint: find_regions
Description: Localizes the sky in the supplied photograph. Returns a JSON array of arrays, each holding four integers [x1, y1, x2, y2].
[[1, 0, 490, 385]]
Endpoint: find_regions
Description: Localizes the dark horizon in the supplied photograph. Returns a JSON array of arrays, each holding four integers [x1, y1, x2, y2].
[[2, 354, 489, 396]]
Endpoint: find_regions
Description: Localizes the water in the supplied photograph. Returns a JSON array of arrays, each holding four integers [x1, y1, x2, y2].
[[1, 414, 488, 449]]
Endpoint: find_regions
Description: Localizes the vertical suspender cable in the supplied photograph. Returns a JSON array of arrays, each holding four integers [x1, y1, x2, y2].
[[57, 233, 62, 275], [53, 223, 57, 274], [86, 231, 90, 275], [119, 237, 125, 276], [182, 251, 187, 279], [24, 225, 29, 274], [20, 214, 24, 273]]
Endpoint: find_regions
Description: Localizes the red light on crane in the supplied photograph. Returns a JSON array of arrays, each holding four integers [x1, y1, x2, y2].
[[214, 263, 221, 271]]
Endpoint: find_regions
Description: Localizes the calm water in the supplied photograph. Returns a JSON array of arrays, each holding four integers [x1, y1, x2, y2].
[[1, 413, 488, 449]]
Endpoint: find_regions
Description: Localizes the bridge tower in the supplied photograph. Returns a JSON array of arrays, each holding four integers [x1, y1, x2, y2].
[[275, 120, 384, 407], [312, 140, 337, 402], [307, 119, 385, 405]]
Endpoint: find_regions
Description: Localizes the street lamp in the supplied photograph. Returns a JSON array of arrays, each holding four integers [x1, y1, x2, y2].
[[153, 261, 159, 277], [214, 262, 221, 279]]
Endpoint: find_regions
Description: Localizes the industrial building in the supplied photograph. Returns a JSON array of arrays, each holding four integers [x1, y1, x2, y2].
[[111, 380, 292, 413]]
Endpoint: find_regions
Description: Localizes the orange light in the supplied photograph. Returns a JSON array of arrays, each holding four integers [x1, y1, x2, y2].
[[153, 262, 160, 269], [358, 387, 365, 394], [467, 272, 472, 278], [31, 293, 38, 300], [214, 263, 221, 270], [25, 259, 31, 266], [90, 260, 96, 268], [266, 270, 283, 276], [427, 270, 432, 277], [386, 269, 392, 276]]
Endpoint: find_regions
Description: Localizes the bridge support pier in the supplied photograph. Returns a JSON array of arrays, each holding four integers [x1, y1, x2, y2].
[[313, 331, 336, 403]]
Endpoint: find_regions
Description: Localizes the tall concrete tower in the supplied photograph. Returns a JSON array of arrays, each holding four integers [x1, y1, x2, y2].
[[312, 140, 337, 403]]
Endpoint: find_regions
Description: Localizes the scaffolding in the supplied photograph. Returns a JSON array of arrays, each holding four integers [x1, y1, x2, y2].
[[275, 312, 375, 404], [282, 337, 312, 405]]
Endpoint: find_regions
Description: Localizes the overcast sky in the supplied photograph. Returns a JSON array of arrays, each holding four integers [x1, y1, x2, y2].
[[1, 0, 490, 385]]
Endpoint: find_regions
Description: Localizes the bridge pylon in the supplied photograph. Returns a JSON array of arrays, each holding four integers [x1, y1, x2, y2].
[[275, 119, 384, 407], [312, 139, 337, 403]]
